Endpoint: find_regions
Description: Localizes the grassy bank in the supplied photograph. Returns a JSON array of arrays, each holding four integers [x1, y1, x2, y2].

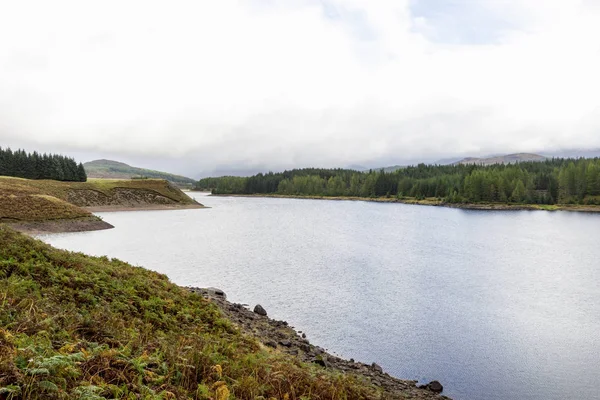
[[0, 226, 408, 399], [210, 193, 600, 212], [0, 177, 197, 206], [0, 194, 92, 222], [0, 176, 203, 232]]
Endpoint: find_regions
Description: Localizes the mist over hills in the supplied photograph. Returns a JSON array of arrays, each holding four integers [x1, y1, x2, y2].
[[84, 159, 196, 186], [453, 153, 547, 166]]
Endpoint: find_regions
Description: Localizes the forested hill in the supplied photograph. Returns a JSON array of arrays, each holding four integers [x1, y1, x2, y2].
[[454, 153, 547, 166], [84, 159, 196, 186], [194, 158, 600, 206], [0, 147, 87, 182]]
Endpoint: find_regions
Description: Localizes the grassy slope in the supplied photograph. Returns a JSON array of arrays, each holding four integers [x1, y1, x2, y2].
[[0, 177, 196, 205], [84, 160, 196, 185], [0, 176, 198, 223], [0, 194, 92, 222], [0, 226, 381, 399]]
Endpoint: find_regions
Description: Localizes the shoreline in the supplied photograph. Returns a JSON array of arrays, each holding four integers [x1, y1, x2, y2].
[[5, 217, 114, 235], [208, 193, 600, 213], [3, 204, 207, 234], [84, 203, 206, 212], [188, 287, 449, 399]]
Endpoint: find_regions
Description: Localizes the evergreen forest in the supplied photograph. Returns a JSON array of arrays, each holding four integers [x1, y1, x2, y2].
[[0, 147, 87, 182], [194, 158, 600, 205]]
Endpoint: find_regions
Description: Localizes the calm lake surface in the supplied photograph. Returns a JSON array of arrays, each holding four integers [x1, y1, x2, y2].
[[39, 193, 600, 400]]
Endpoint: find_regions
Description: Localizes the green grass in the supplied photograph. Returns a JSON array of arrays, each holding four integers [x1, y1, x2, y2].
[[0, 227, 382, 399]]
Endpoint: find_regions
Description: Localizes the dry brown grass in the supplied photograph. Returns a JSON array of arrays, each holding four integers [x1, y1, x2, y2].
[[0, 176, 195, 204], [0, 194, 92, 222], [0, 176, 198, 222]]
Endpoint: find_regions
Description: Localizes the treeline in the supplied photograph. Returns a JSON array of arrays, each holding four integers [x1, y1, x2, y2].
[[194, 158, 600, 205], [0, 147, 87, 182]]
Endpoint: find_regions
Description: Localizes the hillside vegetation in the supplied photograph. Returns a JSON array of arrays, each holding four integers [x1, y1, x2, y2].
[[0, 177, 197, 208], [0, 194, 91, 222], [0, 226, 391, 399], [0, 177, 200, 232], [84, 160, 195, 186], [195, 158, 600, 206]]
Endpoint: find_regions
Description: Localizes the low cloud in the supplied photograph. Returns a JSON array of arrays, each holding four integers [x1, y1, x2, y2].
[[0, 0, 599, 176]]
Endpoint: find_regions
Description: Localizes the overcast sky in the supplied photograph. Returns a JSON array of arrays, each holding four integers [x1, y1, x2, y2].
[[1, 0, 599, 177]]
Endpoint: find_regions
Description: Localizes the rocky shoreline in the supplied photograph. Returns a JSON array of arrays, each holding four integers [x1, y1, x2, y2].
[[188, 287, 450, 400]]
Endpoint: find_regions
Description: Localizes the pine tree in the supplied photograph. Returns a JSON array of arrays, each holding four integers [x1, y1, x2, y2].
[[77, 163, 87, 182]]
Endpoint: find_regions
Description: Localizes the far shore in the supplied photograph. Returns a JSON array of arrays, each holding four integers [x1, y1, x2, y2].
[[208, 193, 600, 213]]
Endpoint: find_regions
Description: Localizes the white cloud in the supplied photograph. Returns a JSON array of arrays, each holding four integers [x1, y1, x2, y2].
[[0, 0, 599, 174]]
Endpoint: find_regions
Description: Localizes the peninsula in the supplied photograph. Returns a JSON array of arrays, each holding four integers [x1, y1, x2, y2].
[[0, 176, 203, 233]]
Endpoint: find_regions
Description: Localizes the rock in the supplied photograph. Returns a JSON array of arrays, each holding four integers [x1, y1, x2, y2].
[[299, 343, 311, 352], [371, 363, 383, 373], [206, 287, 226, 298], [189, 287, 227, 300], [302, 333, 306, 339], [253, 304, 267, 316], [427, 381, 443, 393], [265, 340, 277, 348], [279, 340, 292, 347]]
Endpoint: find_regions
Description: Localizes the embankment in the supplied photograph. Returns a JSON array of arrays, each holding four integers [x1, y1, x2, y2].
[[190, 287, 449, 399], [0, 226, 449, 399], [0, 176, 204, 233]]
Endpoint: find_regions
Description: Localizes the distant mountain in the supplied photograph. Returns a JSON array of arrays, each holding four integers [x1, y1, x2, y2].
[[84, 159, 196, 186], [377, 165, 406, 173], [453, 153, 547, 166], [544, 149, 600, 159]]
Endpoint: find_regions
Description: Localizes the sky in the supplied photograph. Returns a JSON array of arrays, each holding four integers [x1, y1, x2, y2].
[[0, 0, 599, 177]]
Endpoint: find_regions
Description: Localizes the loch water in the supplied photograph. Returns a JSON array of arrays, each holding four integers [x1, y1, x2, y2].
[[40, 193, 600, 400]]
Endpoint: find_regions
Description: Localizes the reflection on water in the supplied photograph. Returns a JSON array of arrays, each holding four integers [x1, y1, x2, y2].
[[40, 194, 600, 400]]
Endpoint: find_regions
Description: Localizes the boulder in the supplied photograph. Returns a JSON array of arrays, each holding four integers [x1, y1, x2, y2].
[[253, 304, 267, 316], [371, 363, 383, 373], [419, 381, 443, 393], [427, 381, 443, 393]]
